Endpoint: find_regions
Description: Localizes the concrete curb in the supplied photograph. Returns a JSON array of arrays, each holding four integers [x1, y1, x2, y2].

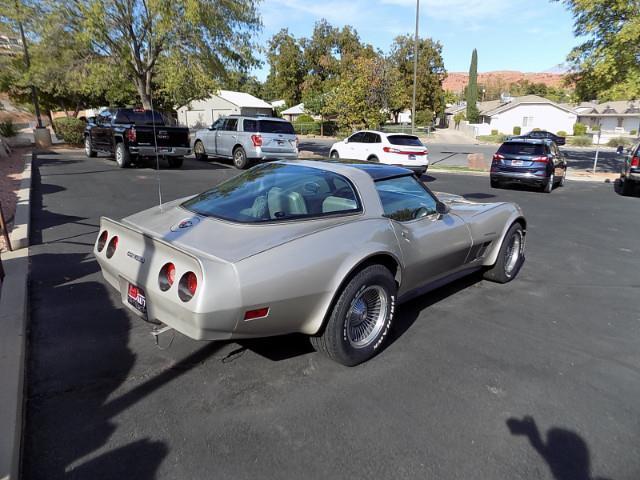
[[0, 247, 29, 480], [9, 154, 32, 250]]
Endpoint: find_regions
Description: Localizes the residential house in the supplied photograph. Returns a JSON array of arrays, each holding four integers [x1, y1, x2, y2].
[[281, 103, 306, 122], [177, 90, 273, 128], [446, 95, 577, 136], [572, 100, 640, 135]]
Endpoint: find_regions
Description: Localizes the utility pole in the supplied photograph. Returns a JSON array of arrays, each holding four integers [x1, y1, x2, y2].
[[15, 0, 43, 129], [411, 0, 420, 134]]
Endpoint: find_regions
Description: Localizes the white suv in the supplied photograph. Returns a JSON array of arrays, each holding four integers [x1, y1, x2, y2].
[[329, 130, 429, 175]]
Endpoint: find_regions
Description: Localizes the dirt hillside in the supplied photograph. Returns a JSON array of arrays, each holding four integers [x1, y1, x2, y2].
[[444, 71, 566, 93]]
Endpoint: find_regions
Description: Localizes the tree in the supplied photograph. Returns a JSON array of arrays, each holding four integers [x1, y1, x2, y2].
[[466, 49, 480, 123], [52, 0, 262, 109], [453, 111, 465, 129], [264, 29, 305, 105], [557, 0, 640, 100]]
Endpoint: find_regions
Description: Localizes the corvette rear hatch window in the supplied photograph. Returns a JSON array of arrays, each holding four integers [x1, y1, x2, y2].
[[182, 163, 361, 223]]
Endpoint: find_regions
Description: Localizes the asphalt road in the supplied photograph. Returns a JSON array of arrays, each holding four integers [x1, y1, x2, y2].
[[24, 151, 640, 480], [299, 137, 623, 171]]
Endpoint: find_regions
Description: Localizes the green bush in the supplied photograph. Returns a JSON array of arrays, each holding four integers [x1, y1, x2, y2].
[[573, 122, 587, 136], [606, 137, 634, 147], [0, 120, 19, 137], [491, 129, 498, 136], [513, 126, 521, 135], [294, 114, 315, 124], [631, 129, 638, 136], [569, 135, 592, 146], [532, 127, 541, 131], [591, 125, 600, 131], [54, 117, 86, 145], [556, 130, 567, 137]]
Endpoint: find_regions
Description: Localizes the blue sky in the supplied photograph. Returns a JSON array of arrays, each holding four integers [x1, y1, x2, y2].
[[254, 0, 579, 80]]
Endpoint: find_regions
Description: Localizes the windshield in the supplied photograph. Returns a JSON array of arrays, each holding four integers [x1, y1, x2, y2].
[[182, 163, 361, 223], [498, 142, 546, 156], [387, 135, 423, 147], [258, 120, 295, 134]]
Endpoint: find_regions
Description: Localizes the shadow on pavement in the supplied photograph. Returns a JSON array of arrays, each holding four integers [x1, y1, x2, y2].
[[507, 416, 612, 480], [564, 149, 621, 174], [463, 192, 496, 199]]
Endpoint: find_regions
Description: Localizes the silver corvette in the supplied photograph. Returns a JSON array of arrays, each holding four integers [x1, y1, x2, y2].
[[94, 160, 526, 366]]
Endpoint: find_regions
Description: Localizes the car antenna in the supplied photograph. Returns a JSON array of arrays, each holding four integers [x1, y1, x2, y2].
[[149, 88, 163, 209]]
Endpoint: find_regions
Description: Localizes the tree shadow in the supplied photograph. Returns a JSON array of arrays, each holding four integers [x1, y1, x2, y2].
[[507, 416, 612, 480], [563, 148, 621, 174]]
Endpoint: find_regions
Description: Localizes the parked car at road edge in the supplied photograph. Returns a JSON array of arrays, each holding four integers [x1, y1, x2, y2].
[[620, 142, 640, 196]]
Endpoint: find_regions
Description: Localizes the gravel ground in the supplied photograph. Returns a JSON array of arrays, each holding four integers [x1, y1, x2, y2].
[[0, 146, 27, 252]]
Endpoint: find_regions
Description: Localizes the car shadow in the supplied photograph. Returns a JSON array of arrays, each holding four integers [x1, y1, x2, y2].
[[507, 415, 612, 480], [463, 192, 496, 199]]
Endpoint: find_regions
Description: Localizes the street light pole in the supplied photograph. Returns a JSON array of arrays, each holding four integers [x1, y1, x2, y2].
[[411, 0, 419, 134]]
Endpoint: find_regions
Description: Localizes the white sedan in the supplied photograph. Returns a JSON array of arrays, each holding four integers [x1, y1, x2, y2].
[[330, 130, 429, 175]]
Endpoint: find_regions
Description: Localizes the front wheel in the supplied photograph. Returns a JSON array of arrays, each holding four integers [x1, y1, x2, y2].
[[194, 140, 207, 161], [311, 265, 397, 366], [115, 142, 131, 168], [168, 156, 183, 169], [330, 150, 339, 159], [85, 136, 96, 158], [483, 222, 525, 283], [233, 147, 249, 169]]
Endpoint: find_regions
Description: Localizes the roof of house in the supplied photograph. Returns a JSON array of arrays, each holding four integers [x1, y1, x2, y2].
[[217, 90, 273, 109], [575, 100, 640, 116], [446, 95, 575, 117], [281, 103, 305, 115], [270, 99, 286, 108]]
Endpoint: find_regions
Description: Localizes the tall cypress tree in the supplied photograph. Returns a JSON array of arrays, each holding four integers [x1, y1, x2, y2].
[[466, 49, 480, 123]]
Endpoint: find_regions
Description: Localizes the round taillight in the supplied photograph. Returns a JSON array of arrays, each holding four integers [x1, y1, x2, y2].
[[178, 271, 198, 302], [97, 230, 108, 252], [159, 263, 176, 291], [106, 236, 118, 259]]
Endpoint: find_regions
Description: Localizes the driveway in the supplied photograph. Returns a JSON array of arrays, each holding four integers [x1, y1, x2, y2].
[[24, 150, 640, 479]]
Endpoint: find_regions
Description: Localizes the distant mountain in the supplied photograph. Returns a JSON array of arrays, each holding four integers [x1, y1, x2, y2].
[[443, 71, 567, 93]]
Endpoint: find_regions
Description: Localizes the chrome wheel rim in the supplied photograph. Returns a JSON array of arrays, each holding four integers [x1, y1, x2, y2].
[[346, 286, 388, 348], [85, 138, 90, 155], [195, 142, 204, 155], [234, 150, 243, 167], [547, 174, 554, 190], [504, 230, 522, 276], [116, 147, 123, 165]]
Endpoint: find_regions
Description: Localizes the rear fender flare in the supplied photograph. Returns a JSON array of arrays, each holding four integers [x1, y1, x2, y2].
[[482, 214, 527, 267]]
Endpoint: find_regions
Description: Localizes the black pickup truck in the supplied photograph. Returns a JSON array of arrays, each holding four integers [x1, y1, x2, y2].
[[84, 108, 191, 168]]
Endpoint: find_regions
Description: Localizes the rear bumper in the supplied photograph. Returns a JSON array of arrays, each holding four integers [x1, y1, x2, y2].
[[255, 150, 299, 160], [491, 170, 548, 185], [131, 146, 191, 157], [626, 171, 640, 181]]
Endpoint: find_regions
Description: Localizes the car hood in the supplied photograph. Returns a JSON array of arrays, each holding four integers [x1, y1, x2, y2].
[[434, 191, 507, 218], [122, 197, 357, 264]]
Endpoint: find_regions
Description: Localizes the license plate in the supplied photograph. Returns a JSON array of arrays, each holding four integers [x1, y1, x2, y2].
[[159, 147, 171, 153], [511, 160, 524, 166], [408, 154, 416, 160], [127, 283, 147, 316]]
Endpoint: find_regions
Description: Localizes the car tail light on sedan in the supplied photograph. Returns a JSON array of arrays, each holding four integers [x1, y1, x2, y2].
[[251, 134, 263, 147], [492, 154, 504, 163], [178, 271, 198, 302], [97, 230, 108, 252], [106, 236, 118, 259], [158, 262, 176, 291], [127, 127, 137, 142], [631, 156, 640, 168]]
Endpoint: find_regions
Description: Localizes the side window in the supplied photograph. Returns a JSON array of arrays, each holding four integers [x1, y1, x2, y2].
[[224, 118, 238, 131], [98, 112, 112, 125], [375, 176, 438, 222], [364, 132, 381, 143], [243, 119, 257, 132], [349, 132, 365, 143], [211, 118, 224, 130]]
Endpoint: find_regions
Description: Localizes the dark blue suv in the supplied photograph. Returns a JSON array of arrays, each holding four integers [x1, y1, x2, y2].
[[490, 139, 567, 193]]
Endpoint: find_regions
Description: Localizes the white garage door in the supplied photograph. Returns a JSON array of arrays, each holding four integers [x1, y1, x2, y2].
[[185, 110, 207, 129]]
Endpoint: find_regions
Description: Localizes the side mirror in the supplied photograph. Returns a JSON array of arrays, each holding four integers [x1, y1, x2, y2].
[[436, 201, 450, 216], [209, 124, 216, 131], [344, 138, 349, 144]]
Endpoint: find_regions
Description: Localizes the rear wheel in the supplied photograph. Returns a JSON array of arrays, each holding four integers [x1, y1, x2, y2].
[[542, 173, 554, 193], [311, 265, 396, 366], [115, 142, 131, 168], [233, 146, 249, 169], [483, 222, 525, 283], [621, 177, 634, 196], [85, 136, 96, 158], [194, 140, 207, 161], [368, 155, 379, 163], [557, 169, 566, 187], [330, 150, 339, 159], [490, 178, 501, 188], [168, 156, 183, 169]]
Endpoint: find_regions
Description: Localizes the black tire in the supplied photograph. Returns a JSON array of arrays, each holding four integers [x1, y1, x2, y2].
[[330, 150, 339, 159], [194, 140, 207, 161], [85, 136, 97, 158], [233, 146, 249, 169], [557, 169, 566, 187], [483, 222, 525, 283], [115, 142, 131, 168], [168, 156, 183, 169], [490, 178, 501, 188], [621, 177, 634, 196], [310, 264, 397, 366], [368, 155, 379, 163], [542, 173, 554, 193]]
